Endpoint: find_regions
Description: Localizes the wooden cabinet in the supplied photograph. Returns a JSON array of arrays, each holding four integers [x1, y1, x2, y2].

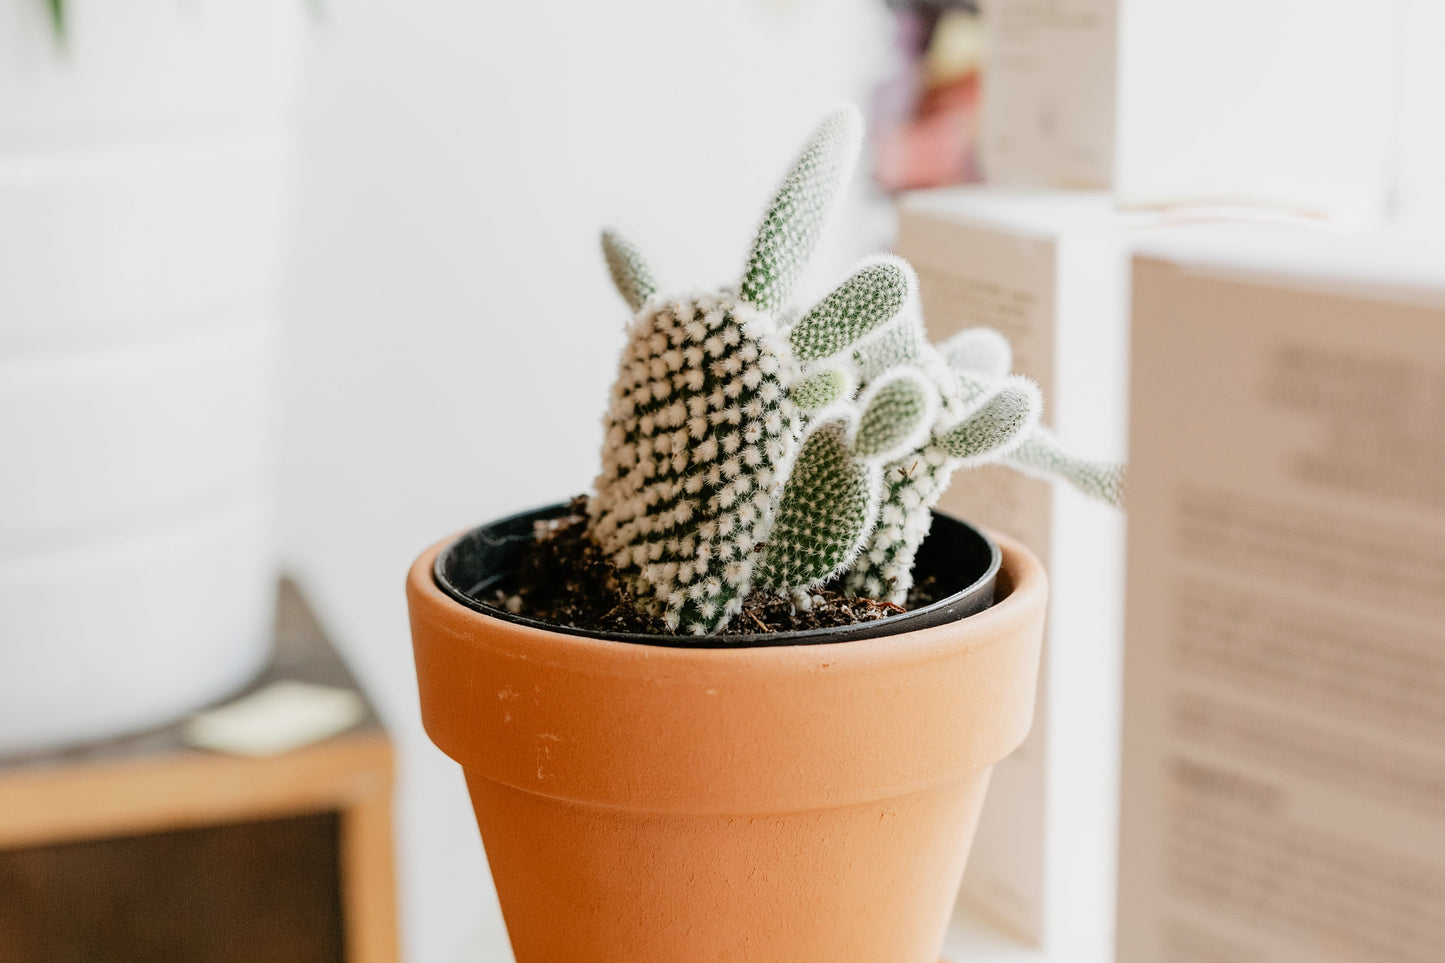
[[0, 580, 397, 963]]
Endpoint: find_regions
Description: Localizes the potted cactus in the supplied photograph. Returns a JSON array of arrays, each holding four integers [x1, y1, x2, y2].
[[406, 107, 1121, 963]]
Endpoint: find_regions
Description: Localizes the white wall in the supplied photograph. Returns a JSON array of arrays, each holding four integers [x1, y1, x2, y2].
[[280, 2, 891, 959]]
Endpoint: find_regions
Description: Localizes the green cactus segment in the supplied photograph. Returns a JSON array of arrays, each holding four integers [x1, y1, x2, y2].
[[940, 327, 1012, 379], [843, 319, 1125, 602], [864, 324, 1007, 421], [854, 368, 936, 461], [761, 367, 934, 593], [792, 367, 854, 410], [587, 293, 799, 634], [935, 377, 1042, 464], [943, 362, 1004, 417], [842, 372, 1039, 606], [937, 331, 1125, 506], [789, 256, 914, 363], [852, 311, 962, 408], [601, 228, 658, 312], [740, 107, 863, 313], [854, 318, 923, 381], [843, 450, 953, 603], [1006, 426, 1126, 506], [757, 420, 880, 591], [46, 0, 65, 41]]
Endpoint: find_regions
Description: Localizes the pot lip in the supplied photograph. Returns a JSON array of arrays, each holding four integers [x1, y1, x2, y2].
[[410, 526, 1045, 678], [408, 532, 1047, 812], [431, 500, 1002, 648]]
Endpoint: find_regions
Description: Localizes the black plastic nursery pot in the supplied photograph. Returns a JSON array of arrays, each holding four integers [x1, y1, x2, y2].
[[407, 504, 1046, 963], [433, 500, 1002, 647]]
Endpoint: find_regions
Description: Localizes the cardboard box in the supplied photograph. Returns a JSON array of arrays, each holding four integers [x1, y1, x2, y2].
[[980, 0, 1398, 222], [1119, 224, 1445, 962], [897, 188, 1167, 954]]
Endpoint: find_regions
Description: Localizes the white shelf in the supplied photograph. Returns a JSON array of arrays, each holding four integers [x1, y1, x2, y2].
[[942, 906, 1112, 963]]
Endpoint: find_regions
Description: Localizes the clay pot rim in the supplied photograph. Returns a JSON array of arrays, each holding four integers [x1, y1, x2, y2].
[[410, 528, 1045, 679], [431, 501, 1004, 649], [408, 531, 1047, 810]]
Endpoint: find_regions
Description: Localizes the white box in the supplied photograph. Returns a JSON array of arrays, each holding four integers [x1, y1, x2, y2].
[[980, 0, 1398, 222], [1119, 224, 1445, 962], [1393, 0, 1445, 230], [898, 188, 1164, 954]]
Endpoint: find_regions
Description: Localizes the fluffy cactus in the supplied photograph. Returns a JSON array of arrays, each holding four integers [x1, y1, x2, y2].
[[588, 108, 927, 634], [586, 106, 1122, 632], [939, 325, 1125, 504], [1003, 426, 1126, 505], [756, 368, 936, 593], [842, 324, 1043, 602], [740, 109, 861, 313], [843, 316, 1125, 603]]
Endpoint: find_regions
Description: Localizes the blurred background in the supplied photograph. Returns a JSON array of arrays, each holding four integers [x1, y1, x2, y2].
[[2, 1, 1441, 962]]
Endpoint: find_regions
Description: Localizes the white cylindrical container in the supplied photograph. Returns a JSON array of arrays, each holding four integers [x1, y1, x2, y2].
[[0, 1, 304, 754]]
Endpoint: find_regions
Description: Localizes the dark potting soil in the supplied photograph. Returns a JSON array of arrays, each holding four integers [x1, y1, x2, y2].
[[489, 498, 937, 637]]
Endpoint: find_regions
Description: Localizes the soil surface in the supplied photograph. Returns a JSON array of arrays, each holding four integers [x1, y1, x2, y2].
[[486, 499, 936, 637]]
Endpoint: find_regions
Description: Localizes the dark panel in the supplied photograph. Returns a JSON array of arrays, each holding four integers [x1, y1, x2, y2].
[[0, 811, 344, 963]]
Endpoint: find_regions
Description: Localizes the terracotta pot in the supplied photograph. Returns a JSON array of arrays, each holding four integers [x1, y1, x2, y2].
[[407, 521, 1046, 963]]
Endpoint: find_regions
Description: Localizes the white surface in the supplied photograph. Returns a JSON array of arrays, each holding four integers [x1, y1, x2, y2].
[[943, 906, 1113, 962], [900, 189, 1160, 237], [0, 495, 275, 755], [1133, 221, 1445, 306], [982, 0, 1398, 222], [1115, 0, 1394, 220], [1393, 0, 1445, 229], [279, 3, 892, 961]]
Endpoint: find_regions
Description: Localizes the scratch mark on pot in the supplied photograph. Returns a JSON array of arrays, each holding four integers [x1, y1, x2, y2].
[[537, 732, 563, 742], [705, 689, 719, 696], [503, 712, 511, 723], [499, 686, 520, 701], [536, 745, 552, 779]]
